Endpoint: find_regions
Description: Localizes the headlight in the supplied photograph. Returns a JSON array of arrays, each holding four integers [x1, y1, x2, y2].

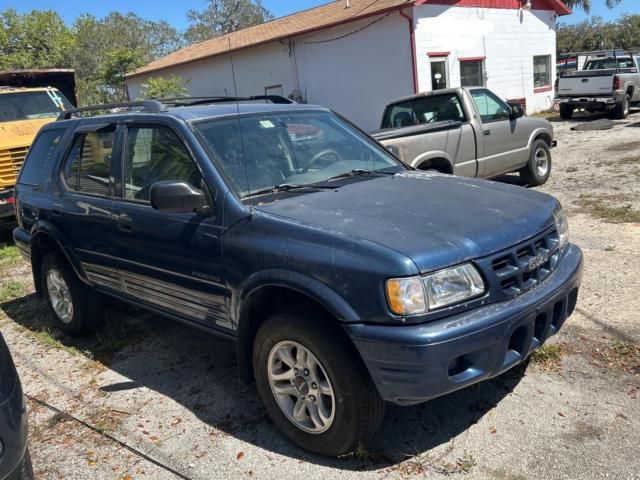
[[423, 264, 485, 310], [386, 263, 485, 315], [553, 206, 569, 250]]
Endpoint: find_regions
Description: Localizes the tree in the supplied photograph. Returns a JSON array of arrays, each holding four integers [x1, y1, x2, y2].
[[0, 9, 74, 69], [561, 0, 621, 14], [139, 76, 190, 99], [185, 0, 273, 44], [557, 14, 640, 53]]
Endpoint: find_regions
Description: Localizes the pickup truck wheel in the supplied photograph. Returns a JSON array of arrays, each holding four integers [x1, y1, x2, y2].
[[520, 139, 551, 187], [253, 311, 384, 456], [611, 95, 630, 120], [559, 104, 574, 120], [41, 253, 104, 336]]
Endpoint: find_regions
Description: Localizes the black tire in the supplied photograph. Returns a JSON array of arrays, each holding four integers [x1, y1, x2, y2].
[[41, 253, 104, 336], [253, 310, 384, 456], [559, 104, 574, 120], [18, 449, 34, 480], [520, 139, 552, 187], [611, 95, 630, 120]]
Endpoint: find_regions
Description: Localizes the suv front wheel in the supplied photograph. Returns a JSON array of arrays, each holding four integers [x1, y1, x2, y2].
[[41, 253, 104, 336], [253, 310, 384, 456]]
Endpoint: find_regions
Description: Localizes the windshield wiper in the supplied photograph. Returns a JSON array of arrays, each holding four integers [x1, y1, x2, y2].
[[245, 183, 335, 199], [325, 169, 397, 182]]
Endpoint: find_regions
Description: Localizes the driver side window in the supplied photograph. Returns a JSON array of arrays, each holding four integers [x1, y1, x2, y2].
[[124, 125, 201, 202], [470, 90, 511, 122]]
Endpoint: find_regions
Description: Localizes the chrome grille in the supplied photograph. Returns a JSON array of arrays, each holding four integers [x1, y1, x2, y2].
[[476, 227, 561, 301]]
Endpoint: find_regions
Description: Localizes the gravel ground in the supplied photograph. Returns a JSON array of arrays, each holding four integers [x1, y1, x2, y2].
[[1, 110, 639, 480]]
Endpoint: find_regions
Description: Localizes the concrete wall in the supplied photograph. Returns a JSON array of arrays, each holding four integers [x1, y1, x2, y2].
[[126, 12, 414, 131], [413, 4, 557, 113]]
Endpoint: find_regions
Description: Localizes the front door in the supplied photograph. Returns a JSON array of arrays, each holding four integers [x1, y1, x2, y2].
[[430, 60, 448, 91], [112, 122, 229, 330], [469, 89, 530, 178]]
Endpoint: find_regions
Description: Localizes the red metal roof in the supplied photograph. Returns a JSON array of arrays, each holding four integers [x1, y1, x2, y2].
[[416, 0, 571, 15]]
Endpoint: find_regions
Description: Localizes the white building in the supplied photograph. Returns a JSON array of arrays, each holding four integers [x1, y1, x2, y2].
[[126, 0, 571, 131]]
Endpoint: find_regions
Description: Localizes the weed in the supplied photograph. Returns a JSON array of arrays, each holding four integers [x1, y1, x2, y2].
[[0, 280, 26, 302], [578, 198, 640, 223], [565, 166, 579, 173], [25, 329, 85, 356], [0, 244, 21, 263], [591, 339, 640, 373], [531, 343, 563, 371]]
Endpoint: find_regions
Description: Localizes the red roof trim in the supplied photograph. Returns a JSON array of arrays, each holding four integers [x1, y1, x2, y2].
[[415, 0, 571, 16], [534, 85, 553, 93], [459, 56, 486, 62], [428, 51, 451, 57]]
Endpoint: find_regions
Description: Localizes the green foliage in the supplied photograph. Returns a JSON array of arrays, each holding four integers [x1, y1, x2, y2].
[[0, 9, 74, 69], [562, 0, 621, 14], [140, 76, 191, 99], [558, 14, 640, 53], [185, 0, 273, 44]]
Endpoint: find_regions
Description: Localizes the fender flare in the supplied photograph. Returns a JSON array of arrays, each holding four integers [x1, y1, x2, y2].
[[411, 151, 454, 172], [29, 221, 87, 293], [527, 127, 553, 149]]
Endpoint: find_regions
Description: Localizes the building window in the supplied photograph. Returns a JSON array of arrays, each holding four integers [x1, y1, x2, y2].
[[460, 59, 484, 87], [533, 55, 551, 88], [430, 58, 449, 91]]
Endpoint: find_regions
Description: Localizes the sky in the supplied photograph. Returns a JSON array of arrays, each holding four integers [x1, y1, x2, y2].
[[0, 0, 637, 28]]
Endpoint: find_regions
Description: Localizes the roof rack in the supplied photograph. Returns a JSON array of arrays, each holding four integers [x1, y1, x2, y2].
[[56, 95, 295, 121]]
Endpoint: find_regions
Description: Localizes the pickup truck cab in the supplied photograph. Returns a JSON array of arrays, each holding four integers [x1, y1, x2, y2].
[[555, 53, 640, 119], [373, 87, 556, 186], [13, 97, 583, 457]]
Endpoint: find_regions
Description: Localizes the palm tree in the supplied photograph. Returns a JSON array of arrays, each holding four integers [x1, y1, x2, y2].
[[562, 0, 621, 14]]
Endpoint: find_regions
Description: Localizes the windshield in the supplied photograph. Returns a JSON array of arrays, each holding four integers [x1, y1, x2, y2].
[[584, 58, 636, 70], [0, 90, 72, 122], [194, 110, 404, 198]]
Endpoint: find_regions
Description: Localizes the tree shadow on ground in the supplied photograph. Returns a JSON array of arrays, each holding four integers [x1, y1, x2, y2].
[[1, 295, 528, 472]]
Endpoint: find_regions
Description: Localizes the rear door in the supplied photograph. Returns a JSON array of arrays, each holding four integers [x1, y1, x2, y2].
[[112, 120, 229, 330], [53, 122, 120, 282], [469, 89, 529, 178]]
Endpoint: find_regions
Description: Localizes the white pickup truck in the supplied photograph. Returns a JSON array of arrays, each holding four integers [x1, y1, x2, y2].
[[555, 52, 640, 120]]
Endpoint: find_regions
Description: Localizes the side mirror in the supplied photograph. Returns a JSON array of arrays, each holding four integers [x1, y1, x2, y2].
[[508, 103, 525, 119], [150, 181, 207, 213]]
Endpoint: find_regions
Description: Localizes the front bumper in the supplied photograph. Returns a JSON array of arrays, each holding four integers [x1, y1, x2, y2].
[[0, 379, 28, 480], [344, 244, 583, 405]]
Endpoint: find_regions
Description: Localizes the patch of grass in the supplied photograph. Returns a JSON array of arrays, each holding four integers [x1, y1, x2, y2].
[[578, 198, 640, 223], [0, 280, 26, 302], [593, 340, 640, 374], [532, 111, 560, 121], [24, 329, 85, 356], [531, 343, 563, 371]]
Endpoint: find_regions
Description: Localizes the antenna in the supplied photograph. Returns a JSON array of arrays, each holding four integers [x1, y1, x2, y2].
[[228, 37, 254, 216]]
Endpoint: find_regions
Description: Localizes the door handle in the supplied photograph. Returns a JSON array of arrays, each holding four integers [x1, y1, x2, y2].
[[483, 129, 491, 136], [51, 204, 63, 216], [117, 214, 133, 233]]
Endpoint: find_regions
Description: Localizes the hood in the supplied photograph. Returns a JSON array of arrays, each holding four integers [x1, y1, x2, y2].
[[0, 118, 54, 150], [255, 171, 558, 273]]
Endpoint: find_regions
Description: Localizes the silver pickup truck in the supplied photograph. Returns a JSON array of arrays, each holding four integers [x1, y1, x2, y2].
[[555, 52, 640, 120], [371, 87, 556, 186]]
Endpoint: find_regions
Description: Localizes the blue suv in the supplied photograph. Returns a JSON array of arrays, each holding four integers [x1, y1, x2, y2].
[[12, 97, 583, 456]]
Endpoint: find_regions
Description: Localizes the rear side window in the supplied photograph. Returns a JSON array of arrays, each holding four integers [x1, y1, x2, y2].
[[381, 94, 466, 129], [62, 129, 115, 196], [18, 129, 65, 185]]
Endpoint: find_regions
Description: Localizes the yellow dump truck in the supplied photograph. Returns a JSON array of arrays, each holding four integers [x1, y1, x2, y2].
[[0, 70, 75, 228]]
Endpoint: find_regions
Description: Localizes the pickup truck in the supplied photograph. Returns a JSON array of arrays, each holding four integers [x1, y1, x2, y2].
[[372, 87, 556, 187], [13, 96, 583, 457], [555, 54, 640, 119]]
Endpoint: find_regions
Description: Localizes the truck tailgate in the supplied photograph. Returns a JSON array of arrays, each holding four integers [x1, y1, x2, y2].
[[557, 71, 614, 97]]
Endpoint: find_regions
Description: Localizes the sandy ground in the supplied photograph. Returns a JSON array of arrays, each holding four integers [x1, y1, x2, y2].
[[1, 110, 639, 480]]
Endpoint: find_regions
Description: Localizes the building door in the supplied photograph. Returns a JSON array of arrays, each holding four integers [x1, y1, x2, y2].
[[430, 60, 448, 90]]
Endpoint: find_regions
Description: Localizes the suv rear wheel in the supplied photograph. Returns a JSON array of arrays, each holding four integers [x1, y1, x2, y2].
[[520, 139, 552, 187], [41, 253, 104, 336], [253, 310, 384, 456]]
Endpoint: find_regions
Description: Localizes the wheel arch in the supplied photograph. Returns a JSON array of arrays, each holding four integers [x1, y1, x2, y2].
[[528, 128, 553, 149], [411, 152, 454, 174], [235, 270, 361, 384], [29, 221, 85, 296]]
